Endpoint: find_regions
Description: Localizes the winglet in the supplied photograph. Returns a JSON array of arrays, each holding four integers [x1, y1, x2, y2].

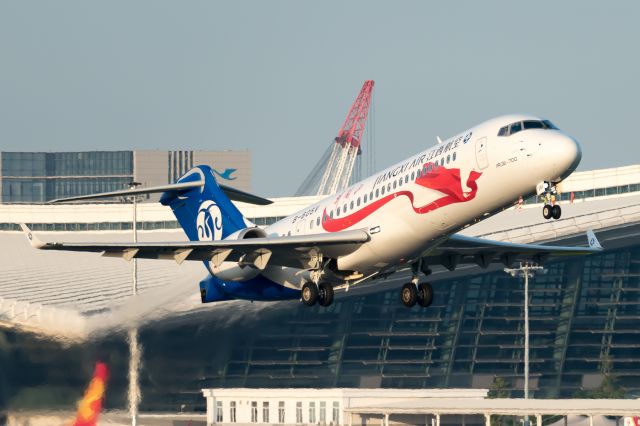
[[587, 230, 602, 250], [19, 224, 46, 249]]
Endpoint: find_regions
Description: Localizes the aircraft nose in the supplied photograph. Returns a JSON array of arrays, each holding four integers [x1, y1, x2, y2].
[[551, 133, 582, 180]]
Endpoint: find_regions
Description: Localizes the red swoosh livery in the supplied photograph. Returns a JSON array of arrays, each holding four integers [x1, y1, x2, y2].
[[322, 164, 482, 232]]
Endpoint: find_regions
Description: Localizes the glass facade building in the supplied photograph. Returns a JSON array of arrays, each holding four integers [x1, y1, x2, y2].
[[0, 151, 133, 203], [2, 243, 639, 411], [0, 150, 251, 203]]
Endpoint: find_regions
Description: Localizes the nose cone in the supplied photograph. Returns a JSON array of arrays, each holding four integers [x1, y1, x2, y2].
[[550, 133, 582, 180]]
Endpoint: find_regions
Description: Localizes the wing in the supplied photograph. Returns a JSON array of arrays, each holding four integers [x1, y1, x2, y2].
[[20, 224, 369, 270], [422, 231, 602, 270]]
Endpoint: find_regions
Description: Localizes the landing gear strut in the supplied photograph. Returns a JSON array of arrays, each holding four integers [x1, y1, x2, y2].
[[541, 181, 561, 220], [301, 282, 334, 307]]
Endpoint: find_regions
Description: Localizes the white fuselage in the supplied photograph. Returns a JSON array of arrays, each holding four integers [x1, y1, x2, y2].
[[221, 114, 581, 289]]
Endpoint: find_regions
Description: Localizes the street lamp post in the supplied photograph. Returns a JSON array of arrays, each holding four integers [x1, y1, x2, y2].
[[504, 262, 544, 426], [130, 181, 141, 296], [128, 181, 141, 426]]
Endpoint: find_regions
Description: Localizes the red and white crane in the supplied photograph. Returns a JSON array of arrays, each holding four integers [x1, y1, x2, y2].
[[316, 80, 375, 196]]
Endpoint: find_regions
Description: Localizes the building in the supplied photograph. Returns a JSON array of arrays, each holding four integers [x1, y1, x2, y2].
[[201, 388, 488, 426], [1, 165, 640, 412], [0, 150, 251, 203]]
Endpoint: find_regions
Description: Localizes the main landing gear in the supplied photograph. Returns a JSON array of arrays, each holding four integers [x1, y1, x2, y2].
[[540, 181, 561, 220], [401, 261, 433, 308], [301, 281, 334, 307], [400, 282, 433, 308]]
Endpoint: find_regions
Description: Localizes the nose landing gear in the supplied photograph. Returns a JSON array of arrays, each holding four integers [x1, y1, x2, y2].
[[543, 203, 561, 220], [540, 181, 562, 220]]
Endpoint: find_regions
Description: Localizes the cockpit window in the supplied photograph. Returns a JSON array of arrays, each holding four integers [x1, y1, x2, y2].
[[498, 119, 559, 136], [523, 120, 544, 129]]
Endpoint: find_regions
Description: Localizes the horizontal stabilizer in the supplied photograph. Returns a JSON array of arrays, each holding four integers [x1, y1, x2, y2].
[[48, 180, 272, 206]]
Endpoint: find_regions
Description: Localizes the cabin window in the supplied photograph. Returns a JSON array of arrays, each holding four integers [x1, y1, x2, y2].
[[447, 154, 450, 164], [343, 203, 347, 212], [375, 188, 379, 197], [316, 217, 320, 226], [411, 171, 415, 180], [369, 191, 373, 200], [398, 177, 403, 187], [364, 194, 368, 203], [393, 180, 397, 189], [350, 200, 354, 210], [452, 152, 457, 161], [357, 197, 361, 206], [336, 206, 341, 216], [381, 186, 385, 195], [405, 175, 409, 183], [387, 183, 391, 192]]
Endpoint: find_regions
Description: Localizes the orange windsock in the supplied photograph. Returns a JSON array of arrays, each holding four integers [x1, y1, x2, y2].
[[72, 362, 109, 426]]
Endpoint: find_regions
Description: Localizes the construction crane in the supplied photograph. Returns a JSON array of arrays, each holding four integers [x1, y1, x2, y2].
[[295, 81, 375, 197], [316, 80, 375, 196]]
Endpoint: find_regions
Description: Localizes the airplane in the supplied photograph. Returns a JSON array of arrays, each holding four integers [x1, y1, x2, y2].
[[21, 113, 603, 308]]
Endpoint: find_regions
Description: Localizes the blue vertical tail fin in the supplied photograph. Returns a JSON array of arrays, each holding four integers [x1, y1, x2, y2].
[[159, 165, 251, 241]]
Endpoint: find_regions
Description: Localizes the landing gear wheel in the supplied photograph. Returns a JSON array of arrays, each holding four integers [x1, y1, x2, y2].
[[301, 282, 318, 306], [417, 282, 433, 308], [542, 204, 552, 220], [318, 282, 334, 307], [400, 283, 418, 307], [552, 204, 561, 220]]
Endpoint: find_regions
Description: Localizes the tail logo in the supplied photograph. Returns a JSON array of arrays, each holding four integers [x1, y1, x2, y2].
[[196, 200, 223, 241], [211, 167, 237, 181]]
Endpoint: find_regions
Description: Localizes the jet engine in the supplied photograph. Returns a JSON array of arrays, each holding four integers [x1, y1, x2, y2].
[[207, 227, 270, 281]]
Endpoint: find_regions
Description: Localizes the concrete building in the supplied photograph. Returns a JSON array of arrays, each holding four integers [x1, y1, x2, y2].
[[201, 388, 488, 426], [0, 149, 250, 203]]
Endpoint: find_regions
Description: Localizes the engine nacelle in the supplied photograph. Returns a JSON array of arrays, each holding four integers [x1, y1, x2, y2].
[[225, 227, 268, 240], [208, 227, 268, 281]]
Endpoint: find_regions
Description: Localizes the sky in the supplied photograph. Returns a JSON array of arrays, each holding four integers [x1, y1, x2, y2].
[[1, 1, 639, 196]]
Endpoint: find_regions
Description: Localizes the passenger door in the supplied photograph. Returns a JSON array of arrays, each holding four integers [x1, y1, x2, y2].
[[475, 137, 489, 169]]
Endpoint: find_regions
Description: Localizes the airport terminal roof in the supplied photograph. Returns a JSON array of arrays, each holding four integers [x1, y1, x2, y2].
[[2, 167, 640, 339]]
